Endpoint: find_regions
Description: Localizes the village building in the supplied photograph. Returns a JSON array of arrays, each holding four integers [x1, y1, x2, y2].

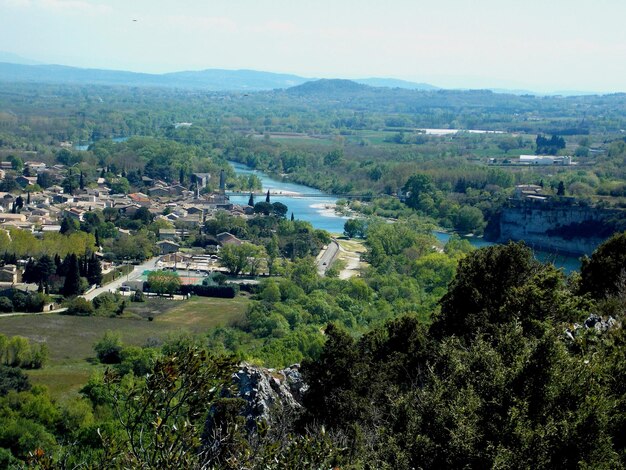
[[157, 240, 180, 254]]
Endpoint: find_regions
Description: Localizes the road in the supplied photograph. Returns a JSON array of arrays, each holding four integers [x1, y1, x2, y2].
[[316, 239, 340, 276], [83, 257, 160, 300], [0, 308, 67, 318]]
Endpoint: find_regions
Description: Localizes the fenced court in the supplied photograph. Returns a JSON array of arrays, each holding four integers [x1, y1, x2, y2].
[[141, 269, 209, 286]]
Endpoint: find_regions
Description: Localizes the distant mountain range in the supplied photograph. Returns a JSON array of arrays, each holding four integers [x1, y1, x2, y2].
[[0, 53, 604, 96], [0, 59, 439, 93]]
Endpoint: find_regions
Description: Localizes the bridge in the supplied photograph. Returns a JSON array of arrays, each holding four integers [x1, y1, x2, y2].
[[226, 191, 376, 199]]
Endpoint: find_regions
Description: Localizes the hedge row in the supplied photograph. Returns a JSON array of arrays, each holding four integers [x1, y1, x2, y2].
[[178, 284, 238, 298]]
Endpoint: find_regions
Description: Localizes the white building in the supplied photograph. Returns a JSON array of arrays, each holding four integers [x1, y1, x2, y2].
[[519, 155, 573, 166]]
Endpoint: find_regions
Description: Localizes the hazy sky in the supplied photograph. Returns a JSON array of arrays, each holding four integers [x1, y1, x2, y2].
[[1, 0, 625, 92]]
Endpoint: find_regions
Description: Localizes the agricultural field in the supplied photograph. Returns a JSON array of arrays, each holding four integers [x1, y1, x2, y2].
[[0, 295, 250, 397]]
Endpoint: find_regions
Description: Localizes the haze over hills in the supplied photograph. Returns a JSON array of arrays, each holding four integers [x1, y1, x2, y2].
[[0, 58, 438, 93], [0, 53, 603, 96]]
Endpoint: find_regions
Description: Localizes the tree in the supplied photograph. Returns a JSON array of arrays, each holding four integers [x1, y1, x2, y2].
[[557, 180, 566, 196], [403, 173, 436, 212], [87, 253, 103, 286], [253, 201, 273, 216], [60, 217, 79, 235], [343, 218, 367, 238], [62, 253, 82, 297], [8, 155, 23, 171], [94, 331, 123, 364], [0, 297, 13, 313], [22, 258, 38, 283], [147, 270, 181, 296], [0, 365, 31, 396], [324, 148, 344, 166], [133, 206, 154, 225], [272, 202, 288, 218], [579, 232, 626, 299], [36, 172, 54, 189], [453, 206, 485, 234], [536, 134, 566, 155], [218, 243, 264, 276], [100, 348, 235, 468], [248, 193, 255, 207], [265, 190, 271, 203], [431, 242, 571, 341], [110, 177, 130, 195], [36, 255, 55, 288]]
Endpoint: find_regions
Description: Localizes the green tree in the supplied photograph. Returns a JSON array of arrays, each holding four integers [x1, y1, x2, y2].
[[432, 242, 577, 341], [94, 331, 123, 364], [86, 253, 103, 286], [218, 243, 264, 276], [100, 348, 236, 468], [61, 253, 82, 297], [403, 173, 436, 212], [343, 218, 367, 238], [453, 206, 485, 234], [147, 270, 181, 296], [579, 231, 626, 299]]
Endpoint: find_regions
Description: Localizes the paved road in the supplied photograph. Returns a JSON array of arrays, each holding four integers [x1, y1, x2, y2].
[[316, 239, 340, 276], [83, 257, 160, 300], [0, 308, 67, 318]]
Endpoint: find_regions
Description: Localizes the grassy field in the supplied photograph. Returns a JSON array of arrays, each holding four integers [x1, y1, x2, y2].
[[0, 295, 250, 397]]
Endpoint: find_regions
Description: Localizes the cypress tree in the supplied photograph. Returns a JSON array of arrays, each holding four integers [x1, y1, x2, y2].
[[36, 255, 55, 287], [62, 254, 82, 297], [22, 258, 38, 283], [87, 253, 103, 286], [248, 193, 255, 207], [79, 171, 85, 190], [79, 255, 88, 277], [291, 212, 295, 222], [60, 217, 75, 234], [265, 190, 270, 203]]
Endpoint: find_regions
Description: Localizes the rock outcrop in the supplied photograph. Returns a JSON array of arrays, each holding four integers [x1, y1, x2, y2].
[[230, 363, 307, 425]]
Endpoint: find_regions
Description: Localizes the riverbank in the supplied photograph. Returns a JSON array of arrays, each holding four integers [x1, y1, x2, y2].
[[230, 161, 582, 272], [229, 161, 349, 233]]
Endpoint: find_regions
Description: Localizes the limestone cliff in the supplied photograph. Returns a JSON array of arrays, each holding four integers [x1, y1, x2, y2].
[[495, 201, 625, 256]]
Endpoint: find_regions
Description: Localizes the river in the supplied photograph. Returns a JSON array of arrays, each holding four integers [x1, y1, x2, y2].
[[229, 161, 581, 273], [228, 162, 349, 233], [74, 136, 128, 151]]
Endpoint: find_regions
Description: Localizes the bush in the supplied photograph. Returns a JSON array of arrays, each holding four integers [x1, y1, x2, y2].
[[63, 297, 95, 316], [93, 292, 126, 316], [0, 365, 31, 395], [94, 331, 123, 364], [179, 284, 238, 298], [0, 296, 13, 313], [132, 290, 145, 302]]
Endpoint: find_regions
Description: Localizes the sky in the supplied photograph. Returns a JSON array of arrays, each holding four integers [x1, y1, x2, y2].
[[1, 0, 625, 93]]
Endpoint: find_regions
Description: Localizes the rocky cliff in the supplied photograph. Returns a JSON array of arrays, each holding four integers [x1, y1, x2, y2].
[[230, 363, 307, 425], [204, 363, 307, 439], [496, 201, 624, 256]]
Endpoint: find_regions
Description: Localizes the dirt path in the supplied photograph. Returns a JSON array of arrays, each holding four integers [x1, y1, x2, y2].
[[336, 239, 368, 279]]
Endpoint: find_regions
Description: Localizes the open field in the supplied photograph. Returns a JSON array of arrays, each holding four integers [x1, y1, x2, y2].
[[0, 295, 250, 397]]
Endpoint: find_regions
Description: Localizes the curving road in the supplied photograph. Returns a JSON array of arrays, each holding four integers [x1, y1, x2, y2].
[[82, 257, 160, 300], [316, 239, 340, 276]]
